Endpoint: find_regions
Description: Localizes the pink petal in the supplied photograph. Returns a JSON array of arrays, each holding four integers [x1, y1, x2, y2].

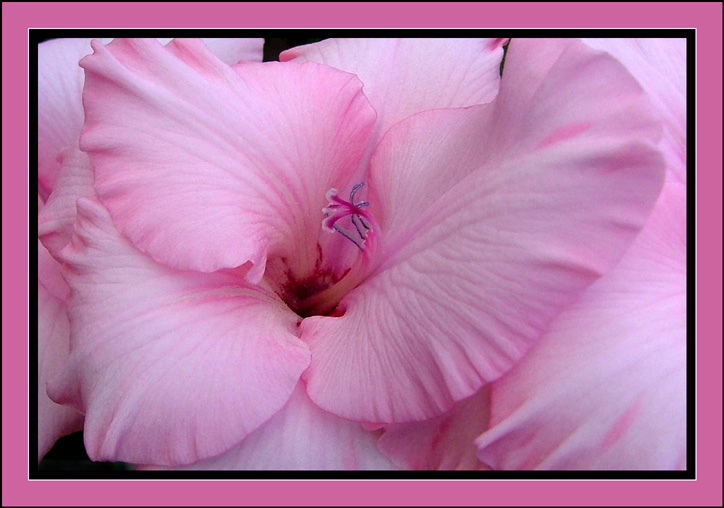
[[282, 38, 507, 169], [80, 38, 375, 280], [38, 143, 95, 258], [583, 38, 686, 183], [37, 38, 263, 200], [38, 39, 89, 200], [147, 384, 396, 470], [37, 238, 69, 303], [476, 177, 686, 470], [156, 37, 264, 65], [378, 388, 491, 470], [47, 197, 311, 465], [38, 240, 82, 462], [301, 39, 665, 424]]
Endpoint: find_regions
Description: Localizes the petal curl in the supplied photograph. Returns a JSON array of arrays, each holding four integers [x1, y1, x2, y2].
[[301, 39, 665, 423], [37, 38, 264, 199], [476, 177, 686, 470], [38, 143, 95, 257], [583, 38, 686, 183], [150, 384, 396, 470], [80, 38, 375, 280], [38, 241, 82, 462], [47, 197, 311, 465], [282, 38, 506, 163]]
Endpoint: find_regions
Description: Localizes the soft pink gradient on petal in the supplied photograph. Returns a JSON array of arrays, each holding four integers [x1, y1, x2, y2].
[[476, 177, 686, 470], [147, 384, 397, 470], [282, 38, 507, 172], [301, 39, 665, 424], [378, 388, 491, 470], [38, 143, 94, 258], [157, 37, 264, 65], [37, 38, 263, 199], [47, 197, 310, 465], [38, 39, 89, 199], [474, 38, 688, 471], [38, 238, 69, 303], [583, 38, 686, 183], [38, 240, 82, 462], [79, 38, 375, 280]]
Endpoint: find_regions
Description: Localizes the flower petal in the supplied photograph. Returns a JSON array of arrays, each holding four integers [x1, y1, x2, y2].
[[301, 38, 665, 423], [157, 37, 264, 65], [282, 38, 506, 157], [38, 143, 95, 258], [378, 388, 491, 470], [38, 39, 89, 199], [47, 197, 311, 465], [149, 384, 396, 470], [475, 177, 686, 470], [79, 38, 375, 280], [38, 240, 83, 462], [37, 38, 264, 199], [583, 38, 686, 183]]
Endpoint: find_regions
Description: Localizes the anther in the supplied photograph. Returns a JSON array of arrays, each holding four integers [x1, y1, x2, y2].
[[322, 182, 374, 250]]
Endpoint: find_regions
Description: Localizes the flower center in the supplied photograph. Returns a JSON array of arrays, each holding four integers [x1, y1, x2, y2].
[[269, 183, 378, 318]]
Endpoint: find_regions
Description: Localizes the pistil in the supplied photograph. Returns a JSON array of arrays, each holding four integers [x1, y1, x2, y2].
[[293, 182, 379, 316]]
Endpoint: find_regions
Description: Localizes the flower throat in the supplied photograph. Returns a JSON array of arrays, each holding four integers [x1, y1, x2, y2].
[[270, 183, 378, 318]]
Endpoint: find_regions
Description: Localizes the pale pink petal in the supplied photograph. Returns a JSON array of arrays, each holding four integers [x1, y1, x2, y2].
[[157, 37, 264, 65], [47, 197, 311, 465], [378, 388, 491, 470], [38, 240, 82, 462], [583, 38, 686, 183], [37, 238, 69, 303], [37, 38, 264, 199], [301, 38, 665, 424], [148, 384, 396, 470], [38, 143, 94, 257], [476, 177, 686, 470], [282, 38, 507, 161], [80, 38, 375, 280], [38, 39, 89, 199]]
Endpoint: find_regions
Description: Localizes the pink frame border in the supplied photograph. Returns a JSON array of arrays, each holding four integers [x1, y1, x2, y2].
[[4, 2, 722, 506]]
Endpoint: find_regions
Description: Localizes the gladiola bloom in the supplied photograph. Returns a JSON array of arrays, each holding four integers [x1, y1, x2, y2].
[[39, 37, 670, 469]]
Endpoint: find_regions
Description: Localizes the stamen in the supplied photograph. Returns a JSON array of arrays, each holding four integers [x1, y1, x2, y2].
[[322, 182, 375, 250], [350, 214, 367, 239], [350, 182, 365, 203], [358, 215, 371, 230], [333, 223, 365, 251]]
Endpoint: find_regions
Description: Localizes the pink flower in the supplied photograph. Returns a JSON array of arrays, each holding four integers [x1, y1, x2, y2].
[[39, 38, 670, 469], [380, 39, 688, 471]]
